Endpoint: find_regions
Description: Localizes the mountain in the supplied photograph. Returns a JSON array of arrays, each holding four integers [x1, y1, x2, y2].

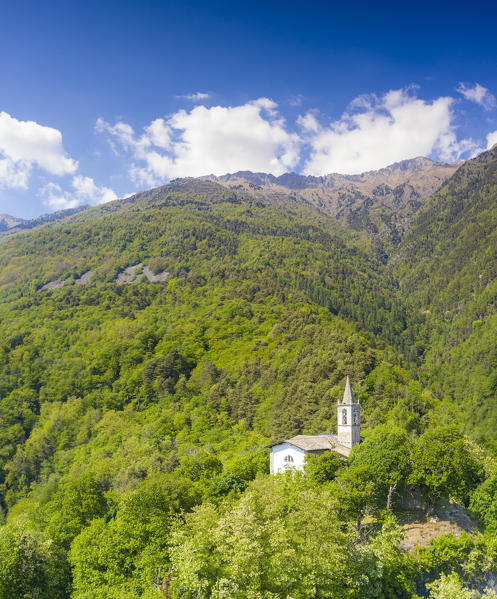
[[204, 157, 459, 242], [0, 206, 88, 238], [1, 157, 497, 597], [0, 179, 423, 505], [0, 214, 25, 232]]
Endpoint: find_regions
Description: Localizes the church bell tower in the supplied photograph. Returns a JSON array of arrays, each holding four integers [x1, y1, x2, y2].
[[337, 376, 360, 449]]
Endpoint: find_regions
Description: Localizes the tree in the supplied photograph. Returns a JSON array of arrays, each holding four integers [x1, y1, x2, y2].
[[370, 511, 418, 598], [304, 451, 344, 485], [333, 464, 376, 530], [43, 474, 109, 548], [348, 425, 412, 510], [169, 473, 383, 598], [426, 572, 473, 599], [409, 425, 483, 512], [69, 474, 200, 598], [469, 471, 497, 530], [0, 522, 70, 599]]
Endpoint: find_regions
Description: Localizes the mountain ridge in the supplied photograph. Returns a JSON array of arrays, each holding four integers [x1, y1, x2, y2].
[[201, 156, 460, 241], [1, 157, 458, 242], [0, 206, 88, 237]]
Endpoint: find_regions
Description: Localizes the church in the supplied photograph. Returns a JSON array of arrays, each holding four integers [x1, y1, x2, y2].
[[269, 376, 361, 475]]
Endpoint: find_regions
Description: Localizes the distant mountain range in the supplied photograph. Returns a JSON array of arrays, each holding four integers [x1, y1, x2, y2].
[[0, 206, 88, 237]]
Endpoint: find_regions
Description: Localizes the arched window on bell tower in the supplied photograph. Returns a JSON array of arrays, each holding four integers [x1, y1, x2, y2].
[[342, 408, 347, 425]]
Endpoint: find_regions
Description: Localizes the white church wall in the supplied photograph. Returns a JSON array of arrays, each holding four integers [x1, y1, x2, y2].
[[270, 443, 307, 474]]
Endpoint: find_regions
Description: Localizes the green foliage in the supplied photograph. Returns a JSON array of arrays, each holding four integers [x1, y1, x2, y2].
[[0, 522, 70, 599], [0, 166, 495, 596], [409, 426, 484, 510], [168, 473, 383, 599], [470, 471, 497, 530], [332, 464, 376, 530], [42, 474, 109, 548], [176, 451, 223, 482], [416, 531, 497, 592], [370, 511, 418, 598], [207, 450, 268, 500], [426, 572, 473, 599], [304, 451, 345, 484], [69, 473, 200, 598], [397, 146, 497, 442], [348, 425, 412, 509]]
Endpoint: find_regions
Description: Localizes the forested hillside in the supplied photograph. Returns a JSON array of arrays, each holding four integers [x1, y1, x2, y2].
[[1, 159, 497, 598], [396, 144, 497, 444]]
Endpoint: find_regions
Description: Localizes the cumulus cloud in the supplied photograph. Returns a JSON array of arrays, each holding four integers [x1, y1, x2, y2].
[[487, 130, 497, 149], [0, 111, 77, 189], [457, 83, 496, 110], [301, 88, 477, 175], [0, 111, 117, 212], [177, 92, 211, 102], [96, 88, 492, 182], [97, 98, 301, 184], [42, 176, 117, 210], [0, 158, 31, 189], [297, 111, 320, 133]]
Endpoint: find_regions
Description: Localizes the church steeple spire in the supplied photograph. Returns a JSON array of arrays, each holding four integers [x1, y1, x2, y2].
[[342, 375, 355, 404]]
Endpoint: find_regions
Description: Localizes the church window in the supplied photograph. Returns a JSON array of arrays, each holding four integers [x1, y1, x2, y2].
[[284, 455, 294, 463], [353, 410, 359, 425], [342, 409, 347, 425]]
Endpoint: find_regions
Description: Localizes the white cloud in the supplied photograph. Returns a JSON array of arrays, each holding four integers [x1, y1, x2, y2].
[[177, 92, 211, 102], [96, 88, 491, 182], [0, 158, 31, 189], [98, 98, 301, 184], [487, 130, 497, 149], [144, 118, 171, 149], [0, 111, 77, 189], [457, 83, 496, 110], [297, 112, 320, 133], [289, 94, 304, 107], [302, 88, 477, 175], [42, 176, 117, 210], [95, 118, 136, 153]]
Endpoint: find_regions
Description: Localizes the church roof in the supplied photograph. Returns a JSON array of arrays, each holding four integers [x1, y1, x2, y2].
[[269, 434, 352, 457]]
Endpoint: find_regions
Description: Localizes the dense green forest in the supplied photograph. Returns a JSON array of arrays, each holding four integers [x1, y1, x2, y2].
[[1, 148, 497, 598], [396, 146, 497, 444]]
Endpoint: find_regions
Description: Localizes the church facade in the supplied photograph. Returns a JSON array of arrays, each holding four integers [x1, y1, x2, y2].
[[269, 376, 361, 475]]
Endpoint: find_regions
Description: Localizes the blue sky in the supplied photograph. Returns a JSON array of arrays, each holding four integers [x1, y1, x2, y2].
[[1, 0, 497, 218]]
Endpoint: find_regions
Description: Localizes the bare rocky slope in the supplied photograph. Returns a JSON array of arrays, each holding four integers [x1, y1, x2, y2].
[[203, 157, 459, 242]]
